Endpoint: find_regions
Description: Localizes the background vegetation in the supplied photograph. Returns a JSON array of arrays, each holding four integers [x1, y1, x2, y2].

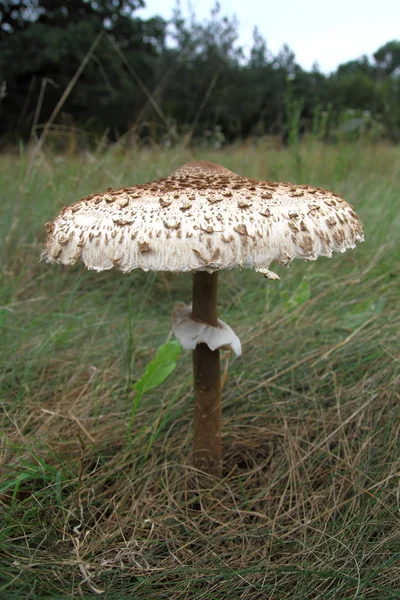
[[0, 140, 399, 597], [1, 0, 400, 144]]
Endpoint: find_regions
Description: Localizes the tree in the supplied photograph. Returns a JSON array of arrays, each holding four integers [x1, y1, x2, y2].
[[374, 40, 400, 76], [249, 27, 269, 69], [0, 0, 166, 139], [1, 1, 400, 144]]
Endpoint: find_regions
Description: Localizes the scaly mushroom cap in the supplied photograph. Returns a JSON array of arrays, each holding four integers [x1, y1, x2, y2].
[[43, 161, 364, 278]]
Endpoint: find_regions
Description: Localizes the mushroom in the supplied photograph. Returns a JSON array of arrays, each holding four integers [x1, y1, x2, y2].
[[42, 161, 364, 476]]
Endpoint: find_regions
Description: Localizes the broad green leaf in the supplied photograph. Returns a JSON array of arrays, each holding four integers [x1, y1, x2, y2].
[[128, 340, 182, 439], [133, 340, 181, 397]]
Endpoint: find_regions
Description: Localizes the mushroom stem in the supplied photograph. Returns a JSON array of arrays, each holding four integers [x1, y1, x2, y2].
[[192, 271, 222, 476]]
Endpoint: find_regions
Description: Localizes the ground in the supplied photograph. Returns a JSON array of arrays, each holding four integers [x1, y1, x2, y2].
[[0, 140, 399, 598]]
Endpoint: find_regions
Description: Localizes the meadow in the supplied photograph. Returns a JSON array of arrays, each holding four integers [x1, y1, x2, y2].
[[0, 139, 399, 598]]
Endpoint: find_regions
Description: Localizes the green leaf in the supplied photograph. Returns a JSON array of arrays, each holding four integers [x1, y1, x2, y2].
[[133, 340, 182, 397], [127, 340, 182, 439]]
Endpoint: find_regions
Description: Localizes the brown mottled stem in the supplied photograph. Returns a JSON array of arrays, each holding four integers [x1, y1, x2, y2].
[[192, 271, 222, 477]]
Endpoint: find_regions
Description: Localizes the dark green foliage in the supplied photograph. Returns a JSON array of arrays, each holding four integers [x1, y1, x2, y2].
[[0, 0, 166, 139], [0, 1, 400, 142], [374, 40, 400, 75]]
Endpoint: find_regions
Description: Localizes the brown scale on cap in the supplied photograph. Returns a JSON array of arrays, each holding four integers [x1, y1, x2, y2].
[[42, 161, 364, 277], [138, 241, 151, 253]]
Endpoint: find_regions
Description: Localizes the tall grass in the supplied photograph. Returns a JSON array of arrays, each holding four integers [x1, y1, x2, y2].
[[0, 139, 399, 598]]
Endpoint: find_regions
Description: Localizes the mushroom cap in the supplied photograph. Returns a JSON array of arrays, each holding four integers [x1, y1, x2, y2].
[[42, 161, 364, 278]]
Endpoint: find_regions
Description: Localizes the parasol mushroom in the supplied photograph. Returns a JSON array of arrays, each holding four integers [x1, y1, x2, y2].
[[42, 161, 364, 476]]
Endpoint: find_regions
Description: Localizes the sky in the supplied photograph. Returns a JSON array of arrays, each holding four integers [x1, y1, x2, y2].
[[138, 0, 400, 73]]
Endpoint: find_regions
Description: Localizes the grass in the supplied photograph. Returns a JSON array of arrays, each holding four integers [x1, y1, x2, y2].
[[0, 138, 399, 598]]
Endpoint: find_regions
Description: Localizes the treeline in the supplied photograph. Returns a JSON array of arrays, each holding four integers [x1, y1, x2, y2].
[[1, 0, 400, 145]]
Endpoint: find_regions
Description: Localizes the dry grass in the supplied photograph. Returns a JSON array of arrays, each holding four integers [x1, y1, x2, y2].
[[0, 140, 399, 598]]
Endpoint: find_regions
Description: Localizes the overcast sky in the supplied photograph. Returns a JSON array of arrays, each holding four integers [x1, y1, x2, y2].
[[138, 0, 400, 73]]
